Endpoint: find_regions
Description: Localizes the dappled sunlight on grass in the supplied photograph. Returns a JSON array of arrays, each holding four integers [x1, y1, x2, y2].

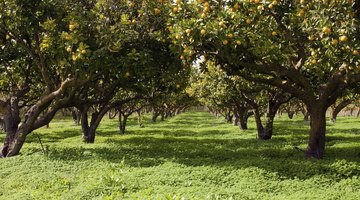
[[0, 112, 359, 199]]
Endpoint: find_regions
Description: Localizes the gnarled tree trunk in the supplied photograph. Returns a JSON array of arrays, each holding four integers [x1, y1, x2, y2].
[[80, 104, 110, 143], [1, 98, 27, 157]]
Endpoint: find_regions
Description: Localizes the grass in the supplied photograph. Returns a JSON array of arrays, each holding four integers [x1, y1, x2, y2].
[[0, 112, 359, 199]]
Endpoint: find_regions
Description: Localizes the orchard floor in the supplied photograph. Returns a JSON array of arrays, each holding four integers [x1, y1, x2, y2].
[[0, 112, 360, 199]]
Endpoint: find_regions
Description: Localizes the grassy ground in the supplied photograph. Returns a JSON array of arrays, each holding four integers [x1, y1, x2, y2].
[[0, 112, 359, 199]]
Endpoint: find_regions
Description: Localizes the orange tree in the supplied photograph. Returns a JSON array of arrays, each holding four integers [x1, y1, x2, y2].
[[188, 59, 291, 137], [0, 0, 188, 156], [168, 0, 360, 158], [0, 0, 97, 157]]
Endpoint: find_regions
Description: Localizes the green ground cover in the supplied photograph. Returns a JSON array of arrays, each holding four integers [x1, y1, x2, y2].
[[0, 112, 359, 199]]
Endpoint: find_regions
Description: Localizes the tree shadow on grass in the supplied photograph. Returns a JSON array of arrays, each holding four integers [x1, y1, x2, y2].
[[328, 128, 360, 135], [46, 133, 360, 181], [26, 130, 81, 143]]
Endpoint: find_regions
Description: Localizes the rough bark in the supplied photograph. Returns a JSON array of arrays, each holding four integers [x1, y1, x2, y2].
[[305, 106, 327, 159], [1, 98, 22, 157]]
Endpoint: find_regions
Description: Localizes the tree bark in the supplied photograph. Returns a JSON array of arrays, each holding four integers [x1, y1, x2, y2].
[[1, 99, 21, 157], [253, 106, 266, 140], [236, 104, 248, 130], [119, 114, 129, 135], [80, 104, 109, 143], [80, 105, 90, 142], [330, 99, 352, 122], [304, 111, 310, 122], [263, 93, 291, 139], [264, 101, 277, 140], [305, 106, 327, 159]]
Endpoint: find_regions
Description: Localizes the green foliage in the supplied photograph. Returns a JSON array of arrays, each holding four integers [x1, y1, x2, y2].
[[0, 112, 359, 199]]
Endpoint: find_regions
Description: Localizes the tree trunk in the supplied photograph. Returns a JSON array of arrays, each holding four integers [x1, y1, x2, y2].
[[227, 109, 234, 123], [239, 114, 248, 130], [80, 105, 91, 142], [4, 129, 28, 157], [287, 111, 295, 119], [160, 112, 165, 121], [0, 117, 4, 131], [236, 105, 248, 130], [1, 101, 22, 157], [137, 110, 144, 128], [263, 98, 285, 140], [330, 99, 352, 122], [119, 114, 129, 135], [80, 105, 106, 143], [151, 111, 159, 123], [72, 108, 81, 125], [264, 108, 275, 140], [304, 111, 310, 122], [305, 106, 327, 159], [253, 106, 266, 140]]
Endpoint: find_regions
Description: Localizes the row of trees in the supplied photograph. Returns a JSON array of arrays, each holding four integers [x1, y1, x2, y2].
[[168, 0, 360, 158], [188, 61, 359, 137], [0, 0, 195, 157], [0, 0, 359, 159]]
